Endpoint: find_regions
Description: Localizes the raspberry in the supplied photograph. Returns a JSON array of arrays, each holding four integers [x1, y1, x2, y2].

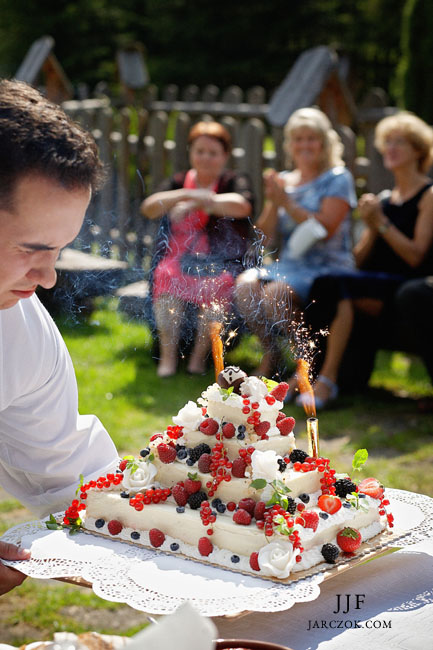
[[289, 449, 308, 464], [249, 552, 260, 571], [276, 412, 286, 422], [107, 520, 123, 536], [254, 421, 270, 436], [253, 501, 266, 520], [149, 528, 165, 547], [231, 458, 247, 478], [270, 382, 290, 402], [276, 416, 295, 436], [199, 418, 219, 436], [321, 543, 340, 563], [118, 459, 128, 471], [298, 510, 319, 532], [197, 453, 212, 473], [172, 483, 188, 506], [198, 536, 213, 556], [233, 509, 252, 525], [185, 473, 201, 494], [222, 422, 236, 438], [157, 443, 177, 464], [238, 497, 256, 515]]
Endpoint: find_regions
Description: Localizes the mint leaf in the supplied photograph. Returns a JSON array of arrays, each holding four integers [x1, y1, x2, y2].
[[261, 377, 279, 391], [219, 386, 234, 401], [250, 478, 267, 490], [352, 449, 368, 471]]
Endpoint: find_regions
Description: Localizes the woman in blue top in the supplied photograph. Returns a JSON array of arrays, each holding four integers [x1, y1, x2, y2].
[[236, 107, 357, 379]]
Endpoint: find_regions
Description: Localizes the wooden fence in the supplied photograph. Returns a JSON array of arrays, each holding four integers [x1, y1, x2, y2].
[[62, 84, 397, 273]]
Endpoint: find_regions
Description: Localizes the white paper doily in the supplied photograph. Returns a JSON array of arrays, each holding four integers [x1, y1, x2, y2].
[[2, 489, 432, 617]]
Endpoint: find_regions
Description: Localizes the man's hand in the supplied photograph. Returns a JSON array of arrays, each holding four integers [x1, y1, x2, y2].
[[0, 540, 30, 595]]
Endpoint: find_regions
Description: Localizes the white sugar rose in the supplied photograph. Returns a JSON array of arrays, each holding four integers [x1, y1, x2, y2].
[[258, 541, 300, 578], [240, 376, 268, 400], [121, 461, 157, 493], [173, 400, 204, 433], [251, 449, 280, 482]]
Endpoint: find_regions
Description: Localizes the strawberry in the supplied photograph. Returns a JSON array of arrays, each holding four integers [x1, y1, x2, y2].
[[249, 551, 260, 571], [118, 459, 128, 471], [358, 477, 385, 500], [222, 422, 236, 438], [197, 453, 212, 473], [318, 494, 342, 514], [238, 497, 256, 515], [172, 482, 188, 506], [233, 509, 252, 525], [107, 519, 123, 535], [199, 418, 219, 436], [149, 528, 165, 547], [296, 510, 319, 532], [185, 473, 201, 495], [198, 536, 213, 556], [253, 501, 266, 520], [157, 443, 177, 464], [254, 421, 270, 436], [231, 458, 247, 478], [270, 382, 290, 402], [336, 527, 362, 553], [276, 416, 295, 436]]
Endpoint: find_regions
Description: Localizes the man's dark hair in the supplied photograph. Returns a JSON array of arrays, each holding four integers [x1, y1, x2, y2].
[[0, 79, 105, 210]]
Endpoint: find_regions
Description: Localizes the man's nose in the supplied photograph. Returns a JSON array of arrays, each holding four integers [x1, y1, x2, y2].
[[27, 264, 57, 289]]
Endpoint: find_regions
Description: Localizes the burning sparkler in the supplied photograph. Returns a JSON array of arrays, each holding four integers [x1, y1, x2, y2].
[[210, 321, 224, 382], [296, 358, 319, 458]]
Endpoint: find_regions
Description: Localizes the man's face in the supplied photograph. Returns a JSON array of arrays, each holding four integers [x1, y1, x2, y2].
[[0, 174, 91, 310]]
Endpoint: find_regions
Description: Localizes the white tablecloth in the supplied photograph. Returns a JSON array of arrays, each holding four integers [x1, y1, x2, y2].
[[214, 537, 433, 650]]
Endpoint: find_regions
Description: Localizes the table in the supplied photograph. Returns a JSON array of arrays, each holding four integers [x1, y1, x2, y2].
[[214, 537, 433, 650]]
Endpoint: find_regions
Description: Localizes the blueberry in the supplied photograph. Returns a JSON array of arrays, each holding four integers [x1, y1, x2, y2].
[[216, 503, 226, 513], [176, 506, 185, 513], [170, 543, 180, 551], [131, 531, 140, 540], [238, 425, 246, 433], [186, 458, 195, 466], [95, 518, 105, 528], [140, 448, 150, 458], [298, 493, 310, 504], [120, 491, 130, 499], [221, 421, 227, 428], [211, 498, 222, 507], [231, 555, 240, 563], [211, 510, 218, 517], [358, 493, 366, 498], [177, 447, 188, 460], [319, 512, 329, 520], [236, 432, 245, 440], [116, 469, 123, 474], [343, 501, 352, 508]]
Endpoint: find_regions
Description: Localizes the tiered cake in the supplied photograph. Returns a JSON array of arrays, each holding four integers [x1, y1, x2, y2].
[[56, 367, 394, 580]]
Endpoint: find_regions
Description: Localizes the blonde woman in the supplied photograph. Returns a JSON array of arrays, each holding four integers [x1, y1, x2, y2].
[[236, 107, 356, 379], [302, 111, 433, 408]]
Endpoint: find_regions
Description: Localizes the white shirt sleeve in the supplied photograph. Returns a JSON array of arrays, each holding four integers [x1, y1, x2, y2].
[[0, 295, 119, 518]]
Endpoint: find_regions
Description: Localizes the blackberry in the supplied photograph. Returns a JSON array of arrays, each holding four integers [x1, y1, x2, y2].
[[176, 446, 188, 460], [298, 493, 310, 504], [170, 543, 180, 551], [120, 491, 130, 499], [319, 512, 329, 520], [231, 555, 240, 563], [321, 543, 340, 564], [188, 443, 211, 464], [176, 506, 185, 513], [334, 478, 357, 498], [140, 448, 150, 458], [277, 459, 287, 473], [285, 497, 297, 515], [95, 518, 105, 528], [131, 531, 140, 540], [289, 449, 308, 464], [187, 491, 208, 510]]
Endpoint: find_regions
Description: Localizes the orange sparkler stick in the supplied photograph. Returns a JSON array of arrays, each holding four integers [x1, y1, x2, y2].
[[296, 358, 319, 458], [210, 321, 224, 382]]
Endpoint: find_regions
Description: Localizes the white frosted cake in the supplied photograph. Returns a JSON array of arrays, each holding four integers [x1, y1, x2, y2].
[[55, 367, 394, 580]]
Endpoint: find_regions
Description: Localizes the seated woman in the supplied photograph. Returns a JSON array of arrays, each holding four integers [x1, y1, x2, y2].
[[235, 107, 357, 379], [140, 121, 254, 377], [302, 111, 433, 408]]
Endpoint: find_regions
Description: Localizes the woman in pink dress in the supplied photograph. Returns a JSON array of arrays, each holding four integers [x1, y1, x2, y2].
[[141, 122, 254, 377]]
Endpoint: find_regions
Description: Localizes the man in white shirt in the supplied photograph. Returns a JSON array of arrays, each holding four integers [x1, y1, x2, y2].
[[0, 79, 119, 594]]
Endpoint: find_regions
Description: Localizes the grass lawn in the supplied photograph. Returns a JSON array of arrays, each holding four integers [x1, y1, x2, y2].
[[0, 297, 432, 645]]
